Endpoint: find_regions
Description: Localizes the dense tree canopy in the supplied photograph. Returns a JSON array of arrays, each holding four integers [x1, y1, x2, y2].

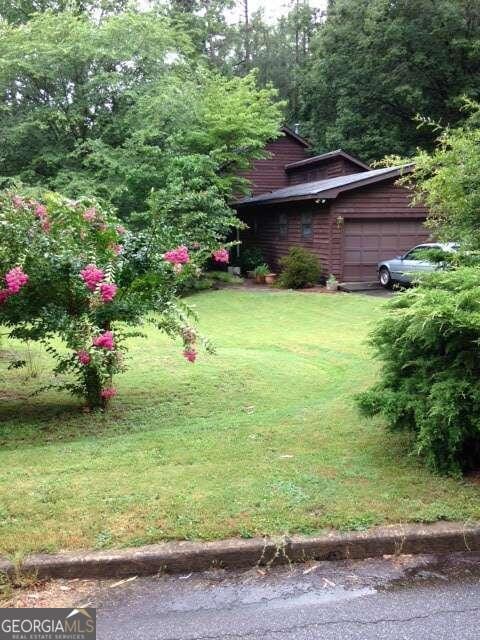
[[300, 0, 480, 162], [0, 9, 283, 218]]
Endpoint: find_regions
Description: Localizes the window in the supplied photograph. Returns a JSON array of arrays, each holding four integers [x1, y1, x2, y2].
[[404, 245, 430, 260], [301, 213, 313, 239], [278, 213, 288, 238]]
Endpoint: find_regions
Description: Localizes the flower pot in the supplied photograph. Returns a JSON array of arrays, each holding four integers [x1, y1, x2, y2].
[[255, 274, 266, 284], [326, 282, 338, 292], [265, 273, 277, 285], [228, 266, 241, 276]]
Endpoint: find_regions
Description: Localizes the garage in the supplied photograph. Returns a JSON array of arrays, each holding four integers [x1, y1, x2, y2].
[[235, 151, 430, 283], [342, 219, 429, 281]]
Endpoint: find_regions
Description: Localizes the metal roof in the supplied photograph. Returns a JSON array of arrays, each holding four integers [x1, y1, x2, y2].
[[285, 149, 370, 172], [235, 166, 412, 207]]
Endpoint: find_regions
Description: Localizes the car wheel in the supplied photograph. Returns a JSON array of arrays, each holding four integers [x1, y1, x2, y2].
[[379, 267, 392, 288]]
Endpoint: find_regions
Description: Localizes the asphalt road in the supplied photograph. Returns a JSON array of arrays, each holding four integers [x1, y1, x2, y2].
[[93, 553, 480, 640]]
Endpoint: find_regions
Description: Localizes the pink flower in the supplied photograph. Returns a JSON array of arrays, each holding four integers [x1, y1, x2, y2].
[[0, 289, 11, 304], [183, 348, 197, 363], [101, 387, 117, 399], [98, 223, 108, 232], [80, 264, 105, 291], [83, 208, 96, 222], [116, 225, 126, 235], [112, 244, 123, 256], [212, 248, 229, 264], [11, 196, 24, 208], [93, 331, 115, 350], [5, 267, 29, 294], [76, 350, 91, 365], [99, 282, 118, 303], [164, 246, 190, 265], [41, 219, 51, 233], [35, 204, 47, 219]]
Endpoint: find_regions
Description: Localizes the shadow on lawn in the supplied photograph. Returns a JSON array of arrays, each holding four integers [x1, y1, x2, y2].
[[0, 398, 141, 449]]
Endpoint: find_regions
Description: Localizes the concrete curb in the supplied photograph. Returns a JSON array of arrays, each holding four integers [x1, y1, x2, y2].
[[1, 522, 479, 580]]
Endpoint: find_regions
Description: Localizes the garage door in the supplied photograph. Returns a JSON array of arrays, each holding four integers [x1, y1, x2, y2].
[[343, 219, 429, 281]]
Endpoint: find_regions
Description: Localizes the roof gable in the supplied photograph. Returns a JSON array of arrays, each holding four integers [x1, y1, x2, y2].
[[285, 149, 370, 172], [280, 126, 311, 148]]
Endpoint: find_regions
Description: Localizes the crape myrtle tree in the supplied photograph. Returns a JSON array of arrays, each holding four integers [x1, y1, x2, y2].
[[357, 106, 480, 475], [0, 191, 232, 409]]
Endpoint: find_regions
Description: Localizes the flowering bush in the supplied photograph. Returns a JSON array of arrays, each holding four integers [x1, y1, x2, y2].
[[0, 191, 224, 410]]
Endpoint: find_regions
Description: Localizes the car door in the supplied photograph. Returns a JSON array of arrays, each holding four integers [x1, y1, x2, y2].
[[397, 245, 435, 282]]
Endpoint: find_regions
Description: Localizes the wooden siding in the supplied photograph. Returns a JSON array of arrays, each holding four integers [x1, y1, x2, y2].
[[241, 202, 331, 275], [329, 179, 429, 280], [239, 178, 429, 282], [287, 157, 365, 185], [241, 137, 309, 196]]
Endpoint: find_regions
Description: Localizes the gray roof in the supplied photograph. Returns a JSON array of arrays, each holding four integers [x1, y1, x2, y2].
[[235, 166, 412, 207]]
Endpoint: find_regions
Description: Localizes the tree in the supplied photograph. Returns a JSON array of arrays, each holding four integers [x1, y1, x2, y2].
[[0, 0, 128, 23], [0, 10, 283, 218], [0, 189, 234, 409], [0, 11, 184, 200], [232, 1, 320, 122], [164, 0, 236, 70], [398, 104, 480, 249], [300, 0, 480, 162]]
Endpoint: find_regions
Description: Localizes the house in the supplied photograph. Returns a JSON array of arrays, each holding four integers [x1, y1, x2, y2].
[[234, 127, 429, 282]]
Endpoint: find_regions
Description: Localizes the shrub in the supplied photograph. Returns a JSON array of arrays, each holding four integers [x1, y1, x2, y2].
[[278, 247, 321, 289], [357, 267, 480, 475], [240, 247, 264, 272], [0, 191, 224, 410]]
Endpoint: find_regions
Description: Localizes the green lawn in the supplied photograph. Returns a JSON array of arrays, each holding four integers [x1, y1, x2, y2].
[[1, 289, 479, 556]]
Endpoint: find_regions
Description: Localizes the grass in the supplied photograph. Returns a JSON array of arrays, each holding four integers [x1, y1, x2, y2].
[[0, 289, 479, 555]]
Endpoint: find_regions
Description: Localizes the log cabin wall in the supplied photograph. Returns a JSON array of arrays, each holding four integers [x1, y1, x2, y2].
[[328, 179, 429, 281], [287, 157, 365, 186], [241, 201, 332, 276], [241, 136, 309, 196], [240, 179, 429, 282]]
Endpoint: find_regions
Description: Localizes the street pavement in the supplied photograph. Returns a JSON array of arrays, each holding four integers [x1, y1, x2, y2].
[[92, 552, 480, 640]]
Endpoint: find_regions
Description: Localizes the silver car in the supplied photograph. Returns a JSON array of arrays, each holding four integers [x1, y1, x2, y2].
[[378, 243, 458, 288]]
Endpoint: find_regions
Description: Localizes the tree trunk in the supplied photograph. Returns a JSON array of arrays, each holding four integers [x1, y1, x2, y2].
[[84, 365, 103, 410]]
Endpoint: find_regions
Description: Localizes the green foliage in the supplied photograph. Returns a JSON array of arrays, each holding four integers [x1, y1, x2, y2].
[[0, 11, 283, 219], [234, 3, 320, 121], [278, 247, 321, 289], [179, 270, 243, 295], [399, 103, 480, 249], [253, 263, 270, 277], [300, 0, 480, 161], [240, 246, 264, 272], [0, 190, 209, 409], [357, 267, 480, 475]]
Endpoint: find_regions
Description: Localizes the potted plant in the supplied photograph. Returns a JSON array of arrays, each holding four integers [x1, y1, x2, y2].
[[265, 272, 277, 285], [326, 274, 338, 292], [253, 263, 269, 284]]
